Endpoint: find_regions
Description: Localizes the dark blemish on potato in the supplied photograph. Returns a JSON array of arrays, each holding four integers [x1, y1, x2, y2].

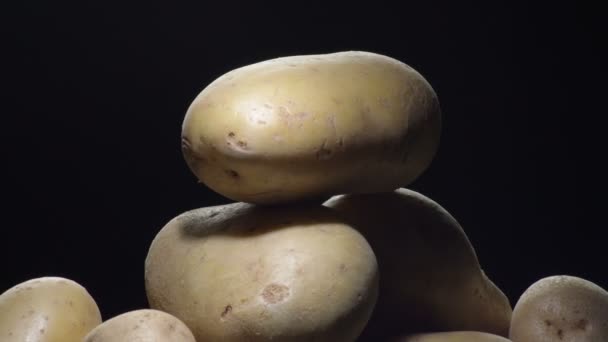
[[133, 325, 140, 330], [39, 329, 45, 334], [545, 320, 552, 326], [339, 264, 347, 273], [221, 305, 232, 318], [43, 315, 49, 321], [262, 283, 290, 304], [557, 329, 564, 339], [208, 211, 219, 218], [316, 140, 332, 160], [168, 323, 176, 332], [228, 132, 235, 138], [337, 137, 344, 148], [237, 140, 248, 148], [357, 293, 363, 301], [574, 318, 588, 330], [225, 169, 240, 179]]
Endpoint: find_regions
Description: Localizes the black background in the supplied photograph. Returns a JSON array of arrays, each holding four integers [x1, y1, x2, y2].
[[2, 0, 605, 338]]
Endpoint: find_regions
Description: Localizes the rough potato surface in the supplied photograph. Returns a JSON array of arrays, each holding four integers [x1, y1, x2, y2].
[[145, 202, 378, 342], [324, 188, 512, 340], [182, 51, 441, 204], [0, 277, 101, 342], [398, 331, 512, 341], [509, 275, 608, 342], [83, 309, 196, 342]]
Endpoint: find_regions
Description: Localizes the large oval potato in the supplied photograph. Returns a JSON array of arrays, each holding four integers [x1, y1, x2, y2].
[[83, 309, 196, 342], [324, 188, 512, 340], [397, 331, 512, 342], [509, 275, 608, 342], [182, 51, 441, 204], [145, 203, 379, 341], [0, 276, 102, 342]]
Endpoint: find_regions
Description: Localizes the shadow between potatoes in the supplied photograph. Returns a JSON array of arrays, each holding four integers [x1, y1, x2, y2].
[[178, 201, 344, 238]]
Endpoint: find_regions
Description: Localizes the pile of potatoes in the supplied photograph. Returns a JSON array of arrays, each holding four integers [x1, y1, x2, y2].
[[1, 51, 607, 341]]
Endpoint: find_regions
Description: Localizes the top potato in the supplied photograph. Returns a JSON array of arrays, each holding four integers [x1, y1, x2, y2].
[[182, 51, 441, 204]]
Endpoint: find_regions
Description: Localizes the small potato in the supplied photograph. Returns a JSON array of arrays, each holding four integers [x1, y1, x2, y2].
[[509, 275, 608, 342], [145, 202, 378, 342], [324, 188, 512, 340], [0, 276, 101, 342], [182, 51, 441, 204], [83, 309, 196, 342], [396, 331, 512, 342]]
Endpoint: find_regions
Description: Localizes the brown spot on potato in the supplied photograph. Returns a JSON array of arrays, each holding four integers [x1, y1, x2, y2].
[[221, 305, 232, 318], [557, 328, 564, 339], [574, 318, 588, 330], [225, 169, 240, 179], [339, 264, 347, 273], [228, 132, 235, 138], [262, 283, 290, 304], [316, 140, 332, 160]]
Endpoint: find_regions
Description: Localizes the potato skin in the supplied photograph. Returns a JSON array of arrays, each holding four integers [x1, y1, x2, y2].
[[83, 309, 196, 342], [145, 203, 378, 342], [324, 188, 512, 340], [182, 51, 441, 204], [509, 275, 608, 342], [397, 331, 512, 342], [0, 277, 102, 342]]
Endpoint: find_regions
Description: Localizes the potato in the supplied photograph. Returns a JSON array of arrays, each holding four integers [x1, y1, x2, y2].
[[509, 275, 608, 342], [145, 202, 378, 342], [324, 188, 512, 340], [83, 309, 196, 342], [0, 276, 101, 342], [396, 331, 512, 342], [181, 51, 441, 204]]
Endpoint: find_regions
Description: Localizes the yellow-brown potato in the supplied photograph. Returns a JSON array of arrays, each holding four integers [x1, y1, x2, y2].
[[509, 275, 608, 342], [396, 331, 512, 342], [83, 309, 196, 342], [324, 188, 512, 340], [145, 202, 378, 342], [0, 276, 101, 342], [182, 51, 441, 204]]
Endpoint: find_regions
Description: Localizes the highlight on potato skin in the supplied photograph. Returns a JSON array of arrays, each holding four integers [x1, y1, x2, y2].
[[145, 202, 379, 342], [83, 309, 196, 342], [324, 188, 512, 340], [0, 276, 102, 342], [509, 275, 608, 342], [181, 51, 441, 204]]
